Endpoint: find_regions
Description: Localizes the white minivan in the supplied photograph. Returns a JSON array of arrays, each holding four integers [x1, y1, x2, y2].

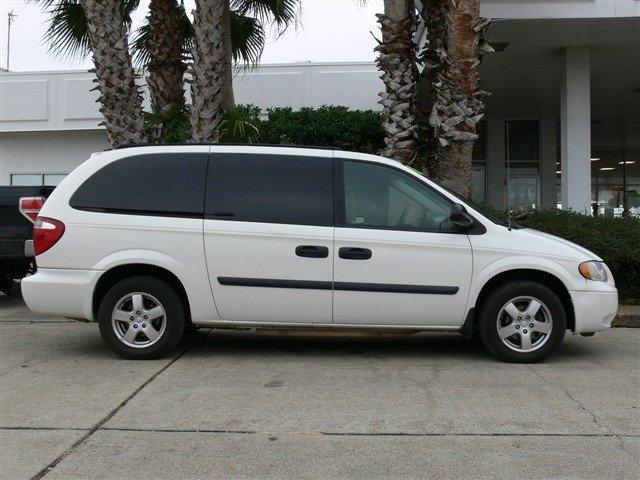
[[22, 145, 618, 362]]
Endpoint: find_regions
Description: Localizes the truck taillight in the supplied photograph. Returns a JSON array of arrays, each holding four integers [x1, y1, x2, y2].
[[19, 196, 46, 223], [33, 217, 65, 256]]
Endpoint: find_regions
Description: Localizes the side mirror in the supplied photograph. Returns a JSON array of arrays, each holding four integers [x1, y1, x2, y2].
[[450, 203, 474, 230]]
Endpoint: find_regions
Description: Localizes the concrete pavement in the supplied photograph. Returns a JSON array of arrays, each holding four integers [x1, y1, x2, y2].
[[1, 294, 639, 479]]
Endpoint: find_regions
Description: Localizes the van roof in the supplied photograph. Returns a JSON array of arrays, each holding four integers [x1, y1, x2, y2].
[[114, 143, 341, 151]]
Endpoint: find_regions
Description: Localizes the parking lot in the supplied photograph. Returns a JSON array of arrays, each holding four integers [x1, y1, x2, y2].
[[1, 293, 638, 479]]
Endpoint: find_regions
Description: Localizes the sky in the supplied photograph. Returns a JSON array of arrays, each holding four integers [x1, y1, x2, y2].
[[0, 0, 384, 71]]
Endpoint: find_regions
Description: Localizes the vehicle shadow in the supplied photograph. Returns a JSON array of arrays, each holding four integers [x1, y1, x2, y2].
[[0, 291, 24, 309], [194, 329, 491, 361], [192, 328, 603, 364]]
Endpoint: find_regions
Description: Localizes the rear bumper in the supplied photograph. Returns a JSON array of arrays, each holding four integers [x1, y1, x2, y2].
[[570, 288, 618, 334], [21, 268, 101, 321]]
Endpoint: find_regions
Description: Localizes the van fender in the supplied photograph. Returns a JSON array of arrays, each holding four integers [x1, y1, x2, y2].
[[92, 249, 204, 315], [467, 255, 580, 310]]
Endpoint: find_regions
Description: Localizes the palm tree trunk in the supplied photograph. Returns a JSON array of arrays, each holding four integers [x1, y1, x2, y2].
[[375, 0, 419, 165], [80, 0, 147, 147], [423, 0, 491, 197], [221, 0, 235, 111], [147, 0, 187, 139], [189, 0, 229, 142]]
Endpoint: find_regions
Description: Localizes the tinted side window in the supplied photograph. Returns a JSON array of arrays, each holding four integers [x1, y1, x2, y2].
[[206, 153, 333, 226], [342, 160, 454, 231], [70, 153, 208, 216]]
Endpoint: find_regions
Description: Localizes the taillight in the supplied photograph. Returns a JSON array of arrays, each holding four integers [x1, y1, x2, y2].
[[19, 196, 46, 223], [33, 217, 65, 256]]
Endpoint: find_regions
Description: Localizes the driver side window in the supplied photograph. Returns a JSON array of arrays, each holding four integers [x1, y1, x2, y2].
[[342, 161, 454, 231]]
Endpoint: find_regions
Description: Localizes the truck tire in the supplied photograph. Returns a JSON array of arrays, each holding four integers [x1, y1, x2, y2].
[[0, 275, 20, 296]]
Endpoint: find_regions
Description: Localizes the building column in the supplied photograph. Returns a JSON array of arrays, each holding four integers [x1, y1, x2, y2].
[[560, 47, 591, 214]]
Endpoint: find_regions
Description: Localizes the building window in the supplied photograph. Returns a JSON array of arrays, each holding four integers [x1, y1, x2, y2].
[[506, 120, 540, 211], [11, 173, 67, 186], [471, 122, 486, 204], [43, 174, 67, 186], [507, 120, 539, 164], [471, 163, 486, 204], [591, 150, 639, 218]]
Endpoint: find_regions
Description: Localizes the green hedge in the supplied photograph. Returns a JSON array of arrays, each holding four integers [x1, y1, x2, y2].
[[236, 105, 386, 153], [502, 209, 640, 303], [144, 104, 385, 150]]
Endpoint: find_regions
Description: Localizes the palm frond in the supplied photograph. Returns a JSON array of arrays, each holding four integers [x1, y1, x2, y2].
[[231, 0, 301, 31], [230, 10, 265, 65], [131, 2, 194, 67], [42, 1, 90, 59], [120, 0, 142, 23], [220, 106, 260, 143], [133, 7, 265, 67], [32, 0, 141, 60], [25, 0, 59, 8]]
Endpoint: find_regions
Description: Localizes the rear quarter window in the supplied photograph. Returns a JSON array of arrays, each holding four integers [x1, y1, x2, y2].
[[69, 153, 208, 216]]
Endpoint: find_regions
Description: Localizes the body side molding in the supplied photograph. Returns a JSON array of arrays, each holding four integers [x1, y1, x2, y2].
[[217, 277, 459, 295]]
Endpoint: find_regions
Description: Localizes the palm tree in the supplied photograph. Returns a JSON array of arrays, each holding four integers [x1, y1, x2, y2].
[[79, 0, 147, 147], [375, 0, 419, 165], [423, 0, 491, 197], [189, 0, 227, 142], [32, 0, 300, 142], [188, 0, 301, 142], [145, 0, 186, 140]]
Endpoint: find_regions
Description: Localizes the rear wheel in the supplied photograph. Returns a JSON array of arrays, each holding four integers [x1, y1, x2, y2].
[[98, 276, 185, 359], [479, 281, 566, 363]]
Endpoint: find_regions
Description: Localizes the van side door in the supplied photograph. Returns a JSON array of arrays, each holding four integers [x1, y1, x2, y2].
[[203, 149, 334, 324], [332, 156, 473, 327]]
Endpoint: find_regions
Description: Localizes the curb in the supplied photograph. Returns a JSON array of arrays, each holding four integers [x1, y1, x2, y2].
[[612, 305, 640, 328]]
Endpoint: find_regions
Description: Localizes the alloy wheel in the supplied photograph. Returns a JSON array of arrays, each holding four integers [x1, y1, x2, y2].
[[111, 292, 167, 348], [496, 295, 553, 353]]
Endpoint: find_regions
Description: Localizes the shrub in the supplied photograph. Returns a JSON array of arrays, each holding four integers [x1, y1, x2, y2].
[[146, 104, 386, 152], [499, 209, 639, 303], [252, 105, 385, 153]]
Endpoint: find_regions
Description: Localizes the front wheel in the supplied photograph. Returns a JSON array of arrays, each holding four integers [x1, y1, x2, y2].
[[479, 281, 566, 363], [98, 276, 185, 359]]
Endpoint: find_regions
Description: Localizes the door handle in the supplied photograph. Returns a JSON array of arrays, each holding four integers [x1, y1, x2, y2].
[[295, 245, 329, 258], [339, 247, 372, 260]]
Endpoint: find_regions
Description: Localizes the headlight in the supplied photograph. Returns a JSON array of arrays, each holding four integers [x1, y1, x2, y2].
[[579, 261, 608, 282]]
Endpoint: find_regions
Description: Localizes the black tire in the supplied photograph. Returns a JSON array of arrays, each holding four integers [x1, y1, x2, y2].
[[98, 276, 185, 359], [479, 281, 566, 363], [183, 321, 200, 335], [0, 275, 20, 297]]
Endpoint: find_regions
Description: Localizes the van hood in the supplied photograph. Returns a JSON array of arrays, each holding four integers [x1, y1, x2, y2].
[[511, 227, 602, 261]]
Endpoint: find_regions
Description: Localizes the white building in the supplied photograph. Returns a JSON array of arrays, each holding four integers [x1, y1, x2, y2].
[[1, 0, 639, 215]]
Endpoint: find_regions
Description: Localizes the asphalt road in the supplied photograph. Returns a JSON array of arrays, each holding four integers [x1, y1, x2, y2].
[[1, 294, 639, 479]]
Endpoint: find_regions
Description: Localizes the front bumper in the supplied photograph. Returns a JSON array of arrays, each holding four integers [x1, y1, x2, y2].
[[570, 288, 618, 334], [21, 268, 101, 321]]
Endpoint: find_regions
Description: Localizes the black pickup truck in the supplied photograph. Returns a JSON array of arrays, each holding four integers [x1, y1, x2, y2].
[[0, 186, 53, 295]]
